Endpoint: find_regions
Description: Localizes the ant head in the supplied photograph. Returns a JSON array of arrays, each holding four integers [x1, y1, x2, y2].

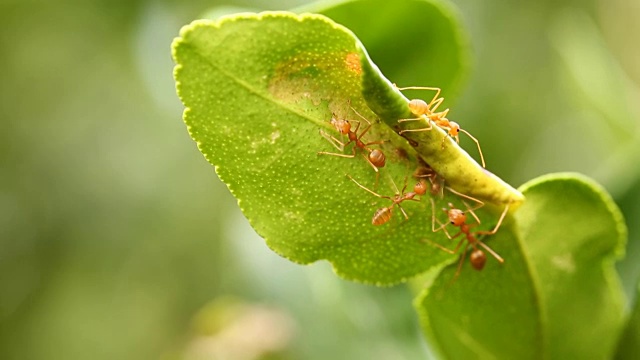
[[331, 118, 351, 134], [469, 249, 486, 270], [447, 208, 466, 226], [408, 99, 429, 116], [414, 179, 428, 196], [448, 121, 460, 136]]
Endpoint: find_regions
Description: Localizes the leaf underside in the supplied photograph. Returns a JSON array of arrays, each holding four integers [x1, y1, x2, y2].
[[172, 12, 517, 285]]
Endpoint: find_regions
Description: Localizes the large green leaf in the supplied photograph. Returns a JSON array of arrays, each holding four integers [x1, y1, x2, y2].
[[415, 173, 626, 359], [172, 12, 514, 285], [516, 173, 626, 359]]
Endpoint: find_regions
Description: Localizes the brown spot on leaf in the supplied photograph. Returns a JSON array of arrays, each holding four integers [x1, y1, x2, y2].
[[345, 52, 361, 74]]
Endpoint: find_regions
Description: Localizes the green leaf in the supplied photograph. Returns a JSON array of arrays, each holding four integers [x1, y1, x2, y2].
[[172, 12, 484, 285], [415, 173, 626, 359], [414, 221, 544, 360], [357, 43, 524, 207], [300, 1, 526, 207], [297, 0, 471, 102], [516, 173, 627, 359], [615, 285, 640, 359]]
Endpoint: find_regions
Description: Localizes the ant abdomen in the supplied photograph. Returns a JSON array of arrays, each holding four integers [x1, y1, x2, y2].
[[469, 249, 486, 270], [372, 207, 392, 226], [368, 149, 386, 168], [408, 99, 430, 116]]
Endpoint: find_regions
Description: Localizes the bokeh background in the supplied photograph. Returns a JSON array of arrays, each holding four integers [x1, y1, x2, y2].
[[1, 0, 638, 359]]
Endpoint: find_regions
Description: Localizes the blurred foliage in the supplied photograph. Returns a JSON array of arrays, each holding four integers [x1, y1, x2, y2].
[[1, 0, 638, 359]]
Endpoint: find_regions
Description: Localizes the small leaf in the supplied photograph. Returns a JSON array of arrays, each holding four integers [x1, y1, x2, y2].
[[415, 173, 626, 359], [414, 221, 545, 360], [516, 173, 627, 359], [172, 12, 486, 285], [615, 285, 640, 359]]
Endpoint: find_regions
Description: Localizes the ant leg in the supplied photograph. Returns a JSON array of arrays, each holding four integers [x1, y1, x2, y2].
[[441, 247, 468, 289], [350, 107, 373, 126], [358, 123, 374, 138], [319, 130, 347, 151], [397, 204, 409, 220], [398, 115, 433, 133], [317, 151, 356, 158], [349, 108, 377, 139], [318, 141, 357, 158], [395, 86, 442, 106], [445, 186, 485, 222], [351, 119, 362, 134], [460, 201, 482, 225], [475, 205, 510, 236], [428, 97, 445, 113], [430, 199, 459, 239], [459, 128, 486, 168], [398, 124, 434, 134], [477, 241, 504, 263], [398, 117, 425, 123], [347, 174, 390, 200], [361, 153, 380, 173], [399, 201, 420, 223], [423, 235, 466, 255], [434, 217, 459, 240], [430, 107, 449, 119], [452, 245, 468, 282], [398, 117, 433, 132], [363, 140, 385, 147], [430, 198, 444, 232], [398, 114, 433, 131]]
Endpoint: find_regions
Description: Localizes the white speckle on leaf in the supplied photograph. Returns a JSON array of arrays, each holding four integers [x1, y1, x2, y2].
[[270, 131, 281, 144], [551, 253, 575, 273], [284, 211, 302, 222]]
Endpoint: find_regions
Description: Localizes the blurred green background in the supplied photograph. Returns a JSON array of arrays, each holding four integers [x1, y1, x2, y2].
[[1, 0, 638, 359]]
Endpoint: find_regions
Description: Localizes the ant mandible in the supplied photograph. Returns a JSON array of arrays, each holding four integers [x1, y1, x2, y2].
[[395, 86, 486, 168], [318, 107, 386, 172], [347, 174, 426, 226], [428, 194, 509, 279]]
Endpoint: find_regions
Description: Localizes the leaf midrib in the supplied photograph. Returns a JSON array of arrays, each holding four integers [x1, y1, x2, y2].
[[180, 34, 330, 129]]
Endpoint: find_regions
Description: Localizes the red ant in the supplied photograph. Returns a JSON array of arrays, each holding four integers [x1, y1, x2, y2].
[[318, 107, 386, 171], [427, 191, 509, 279], [413, 160, 445, 198], [395, 85, 486, 168], [347, 174, 427, 226]]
